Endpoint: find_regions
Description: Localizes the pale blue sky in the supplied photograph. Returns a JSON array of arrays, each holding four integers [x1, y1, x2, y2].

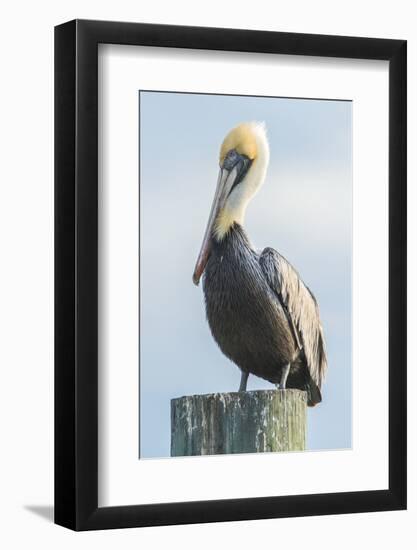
[[139, 91, 352, 458]]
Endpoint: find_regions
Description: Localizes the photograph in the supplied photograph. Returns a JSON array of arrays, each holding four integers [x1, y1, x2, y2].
[[139, 90, 352, 459], [0, 2, 408, 543]]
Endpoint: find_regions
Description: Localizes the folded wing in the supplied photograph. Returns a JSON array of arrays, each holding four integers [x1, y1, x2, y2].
[[259, 247, 327, 390]]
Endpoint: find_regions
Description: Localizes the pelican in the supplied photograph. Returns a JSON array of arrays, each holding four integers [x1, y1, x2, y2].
[[192, 122, 327, 406]]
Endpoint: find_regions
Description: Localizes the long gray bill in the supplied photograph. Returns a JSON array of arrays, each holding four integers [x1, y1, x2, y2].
[[192, 166, 238, 285]]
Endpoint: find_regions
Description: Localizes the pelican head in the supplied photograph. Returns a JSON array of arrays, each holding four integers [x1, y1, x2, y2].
[[193, 121, 269, 285]]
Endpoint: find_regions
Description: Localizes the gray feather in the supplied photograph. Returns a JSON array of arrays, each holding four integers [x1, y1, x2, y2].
[[202, 224, 327, 406], [259, 247, 327, 389]]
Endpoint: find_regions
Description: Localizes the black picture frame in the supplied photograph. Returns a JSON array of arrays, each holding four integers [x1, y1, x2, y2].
[[55, 19, 407, 531]]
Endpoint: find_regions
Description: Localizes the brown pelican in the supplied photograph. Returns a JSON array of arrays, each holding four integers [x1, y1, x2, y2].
[[192, 122, 327, 406]]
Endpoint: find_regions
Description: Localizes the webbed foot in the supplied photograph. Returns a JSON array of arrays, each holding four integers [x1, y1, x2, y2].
[[276, 363, 291, 390], [238, 371, 249, 392]]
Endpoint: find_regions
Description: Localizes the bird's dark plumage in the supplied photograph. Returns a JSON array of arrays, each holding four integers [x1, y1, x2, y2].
[[203, 223, 327, 406]]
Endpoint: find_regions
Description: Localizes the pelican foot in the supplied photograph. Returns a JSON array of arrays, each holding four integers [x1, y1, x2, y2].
[[238, 371, 249, 392], [276, 363, 291, 391]]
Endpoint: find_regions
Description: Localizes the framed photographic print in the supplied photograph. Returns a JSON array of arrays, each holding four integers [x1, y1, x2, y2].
[[55, 19, 407, 531]]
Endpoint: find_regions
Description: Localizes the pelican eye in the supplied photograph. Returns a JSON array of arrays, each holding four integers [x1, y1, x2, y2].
[[222, 150, 252, 195], [223, 149, 252, 173], [222, 149, 240, 171]]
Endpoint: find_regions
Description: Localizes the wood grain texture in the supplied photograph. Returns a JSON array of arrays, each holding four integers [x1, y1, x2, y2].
[[171, 389, 307, 456]]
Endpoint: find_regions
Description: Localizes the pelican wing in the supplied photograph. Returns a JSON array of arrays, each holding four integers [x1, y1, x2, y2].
[[259, 247, 327, 389]]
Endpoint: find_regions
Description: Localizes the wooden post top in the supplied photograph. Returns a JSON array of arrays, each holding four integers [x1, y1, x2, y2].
[[171, 389, 307, 457]]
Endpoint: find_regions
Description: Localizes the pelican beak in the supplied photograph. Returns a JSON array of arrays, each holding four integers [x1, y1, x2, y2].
[[192, 166, 239, 285]]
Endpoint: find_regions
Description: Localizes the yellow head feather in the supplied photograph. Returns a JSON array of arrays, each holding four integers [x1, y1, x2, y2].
[[219, 123, 259, 165]]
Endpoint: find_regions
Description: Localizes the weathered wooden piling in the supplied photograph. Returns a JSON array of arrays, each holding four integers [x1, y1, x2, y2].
[[171, 389, 307, 456]]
